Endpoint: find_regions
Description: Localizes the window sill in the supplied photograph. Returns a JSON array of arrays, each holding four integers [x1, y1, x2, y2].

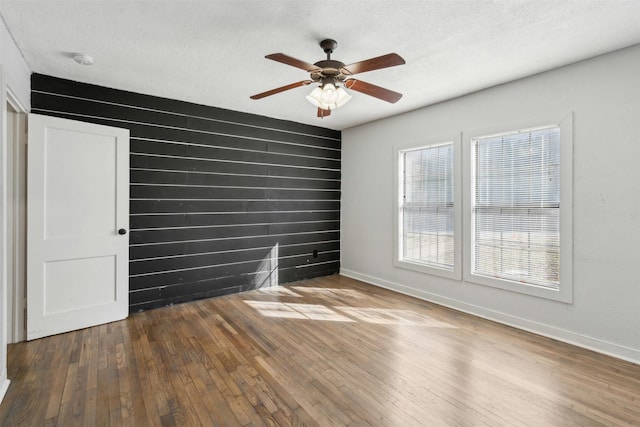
[[464, 271, 572, 303], [395, 259, 461, 281]]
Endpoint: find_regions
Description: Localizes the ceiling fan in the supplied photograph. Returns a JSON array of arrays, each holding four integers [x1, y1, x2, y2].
[[250, 39, 405, 118]]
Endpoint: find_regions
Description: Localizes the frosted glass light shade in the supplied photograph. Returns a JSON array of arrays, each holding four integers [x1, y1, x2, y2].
[[320, 83, 338, 104], [335, 87, 352, 108], [306, 87, 324, 108], [306, 84, 352, 110]]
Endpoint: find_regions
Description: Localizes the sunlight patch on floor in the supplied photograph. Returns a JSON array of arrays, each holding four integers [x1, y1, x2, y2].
[[334, 306, 457, 328], [290, 286, 367, 299], [244, 300, 354, 322], [254, 287, 303, 297], [244, 299, 456, 328]]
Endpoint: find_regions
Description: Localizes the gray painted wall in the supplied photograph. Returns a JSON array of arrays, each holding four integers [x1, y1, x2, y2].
[[341, 44, 640, 363]]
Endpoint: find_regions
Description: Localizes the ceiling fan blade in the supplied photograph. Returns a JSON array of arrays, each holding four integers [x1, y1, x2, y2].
[[317, 107, 331, 118], [265, 53, 321, 72], [345, 79, 402, 103], [341, 53, 405, 76], [250, 80, 312, 100]]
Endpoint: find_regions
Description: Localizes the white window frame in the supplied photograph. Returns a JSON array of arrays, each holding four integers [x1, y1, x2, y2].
[[394, 134, 462, 280], [463, 113, 573, 303]]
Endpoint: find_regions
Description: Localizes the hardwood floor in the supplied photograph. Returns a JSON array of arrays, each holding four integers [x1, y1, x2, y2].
[[0, 275, 638, 426]]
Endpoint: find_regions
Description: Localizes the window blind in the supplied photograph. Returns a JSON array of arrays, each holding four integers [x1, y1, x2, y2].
[[473, 126, 560, 288], [402, 143, 454, 270]]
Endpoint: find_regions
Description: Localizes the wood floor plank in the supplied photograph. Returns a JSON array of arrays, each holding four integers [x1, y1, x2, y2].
[[0, 275, 639, 426]]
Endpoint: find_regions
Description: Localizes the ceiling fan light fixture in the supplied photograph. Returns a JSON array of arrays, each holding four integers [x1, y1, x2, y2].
[[335, 87, 352, 108], [320, 82, 338, 104], [305, 86, 324, 108], [306, 83, 352, 111]]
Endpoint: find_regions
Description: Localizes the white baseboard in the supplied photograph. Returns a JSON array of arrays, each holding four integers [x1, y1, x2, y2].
[[340, 268, 640, 365], [0, 378, 10, 404]]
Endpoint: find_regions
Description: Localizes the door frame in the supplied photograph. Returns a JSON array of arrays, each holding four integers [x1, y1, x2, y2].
[[5, 88, 26, 343]]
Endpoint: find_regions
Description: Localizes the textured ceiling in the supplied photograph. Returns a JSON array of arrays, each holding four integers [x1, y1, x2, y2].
[[2, 0, 640, 130]]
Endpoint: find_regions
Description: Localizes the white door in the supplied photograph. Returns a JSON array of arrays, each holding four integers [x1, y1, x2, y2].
[[27, 114, 129, 340]]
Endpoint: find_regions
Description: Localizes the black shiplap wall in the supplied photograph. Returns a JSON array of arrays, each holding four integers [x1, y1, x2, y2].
[[31, 74, 341, 312]]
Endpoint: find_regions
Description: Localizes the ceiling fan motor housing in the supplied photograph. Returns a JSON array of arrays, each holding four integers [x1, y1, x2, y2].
[[311, 60, 347, 82], [313, 40, 347, 82]]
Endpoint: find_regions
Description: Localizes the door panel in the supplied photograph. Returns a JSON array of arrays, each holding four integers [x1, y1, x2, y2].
[[27, 114, 129, 340], [44, 128, 118, 239], [44, 255, 116, 314]]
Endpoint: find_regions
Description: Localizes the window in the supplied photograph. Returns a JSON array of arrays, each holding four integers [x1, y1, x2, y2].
[[395, 137, 461, 280], [466, 115, 572, 302], [402, 144, 454, 269]]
